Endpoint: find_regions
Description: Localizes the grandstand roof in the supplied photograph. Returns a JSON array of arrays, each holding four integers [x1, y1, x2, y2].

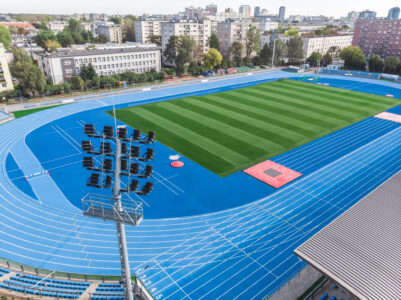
[[295, 171, 401, 300]]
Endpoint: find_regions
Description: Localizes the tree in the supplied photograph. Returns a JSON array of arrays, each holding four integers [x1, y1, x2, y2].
[[384, 56, 400, 74], [368, 55, 384, 73], [71, 31, 85, 44], [98, 34, 108, 44], [9, 47, 47, 95], [163, 35, 179, 63], [44, 40, 61, 52], [287, 37, 304, 64], [57, 31, 74, 47], [0, 25, 11, 50], [230, 41, 243, 59], [35, 30, 57, 49], [122, 16, 135, 42], [321, 52, 333, 66], [202, 48, 223, 71], [109, 17, 122, 25], [259, 43, 272, 65], [69, 75, 85, 90], [340, 46, 366, 70], [66, 19, 81, 33], [175, 36, 196, 73], [245, 26, 260, 58], [80, 63, 97, 82], [306, 52, 322, 67], [148, 35, 161, 46], [208, 33, 220, 51], [188, 61, 200, 75], [272, 40, 288, 66]]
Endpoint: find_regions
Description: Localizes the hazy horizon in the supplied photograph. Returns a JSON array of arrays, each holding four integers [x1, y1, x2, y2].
[[1, 0, 400, 19]]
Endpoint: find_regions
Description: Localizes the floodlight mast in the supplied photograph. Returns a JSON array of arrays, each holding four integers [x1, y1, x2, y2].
[[114, 138, 134, 300], [82, 124, 156, 300]]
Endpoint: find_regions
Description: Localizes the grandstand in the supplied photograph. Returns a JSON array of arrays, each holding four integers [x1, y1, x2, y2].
[[0, 70, 400, 299]]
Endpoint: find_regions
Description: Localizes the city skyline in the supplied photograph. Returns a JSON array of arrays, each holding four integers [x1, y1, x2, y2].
[[1, 0, 401, 18]]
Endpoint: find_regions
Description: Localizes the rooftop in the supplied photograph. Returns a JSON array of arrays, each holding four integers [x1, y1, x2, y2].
[[295, 171, 401, 300], [36, 46, 162, 58]]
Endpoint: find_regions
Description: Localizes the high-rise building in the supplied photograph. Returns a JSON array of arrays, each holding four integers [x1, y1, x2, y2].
[[387, 7, 400, 19], [161, 20, 211, 63], [206, 4, 218, 16], [135, 20, 167, 43], [217, 19, 259, 57], [359, 10, 377, 19], [239, 5, 251, 19], [352, 18, 401, 59], [279, 6, 286, 22], [254, 6, 261, 17], [0, 43, 13, 92]]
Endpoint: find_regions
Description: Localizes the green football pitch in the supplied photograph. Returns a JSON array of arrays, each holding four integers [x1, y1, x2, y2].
[[112, 79, 401, 177]]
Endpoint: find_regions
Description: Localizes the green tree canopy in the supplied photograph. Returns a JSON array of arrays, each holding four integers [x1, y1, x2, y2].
[[321, 52, 333, 66], [339, 46, 366, 70], [98, 34, 108, 44], [368, 55, 384, 73], [306, 52, 322, 67], [0, 25, 11, 50], [109, 17, 122, 25], [383, 56, 400, 74], [57, 31, 74, 47], [202, 48, 223, 71], [245, 25, 260, 58], [122, 17, 135, 42], [35, 30, 57, 49], [164, 35, 179, 63], [175, 35, 196, 74], [148, 35, 161, 46], [9, 47, 47, 95], [287, 37, 304, 64], [208, 33, 220, 51], [259, 43, 272, 65], [80, 63, 97, 82], [66, 19, 81, 33]]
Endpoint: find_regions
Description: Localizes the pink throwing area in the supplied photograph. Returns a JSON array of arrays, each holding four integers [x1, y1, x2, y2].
[[375, 112, 401, 123], [243, 160, 302, 188]]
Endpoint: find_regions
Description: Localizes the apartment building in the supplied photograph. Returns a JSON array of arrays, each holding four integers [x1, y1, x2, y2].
[[0, 43, 13, 92], [239, 5, 251, 19], [303, 34, 353, 57], [48, 21, 69, 34], [217, 19, 259, 57], [98, 24, 123, 43], [36, 45, 161, 84], [353, 18, 401, 58], [161, 20, 211, 62], [135, 20, 166, 43]]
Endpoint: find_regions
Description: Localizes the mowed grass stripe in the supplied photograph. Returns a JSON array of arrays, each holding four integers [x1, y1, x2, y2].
[[288, 79, 400, 103], [157, 101, 278, 156], [138, 105, 250, 164], [271, 80, 390, 110], [178, 96, 304, 144], [209, 93, 337, 130], [265, 82, 379, 114], [115, 109, 236, 174], [225, 90, 347, 126], [195, 94, 325, 136], [244, 87, 360, 120], [114, 79, 401, 176]]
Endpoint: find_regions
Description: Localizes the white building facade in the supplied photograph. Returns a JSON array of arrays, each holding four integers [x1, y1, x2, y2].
[[48, 21, 69, 34], [303, 34, 353, 57], [98, 24, 123, 43], [135, 20, 166, 43], [36, 46, 162, 84], [0, 43, 13, 92], [161, 20, 211, 62], [217, 20, 259, 57]]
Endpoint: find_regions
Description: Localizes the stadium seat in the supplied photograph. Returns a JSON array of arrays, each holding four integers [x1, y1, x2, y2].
[[137, 182, 154, 195], [139, 148, 154, 161], [138, 165, 153, 178]]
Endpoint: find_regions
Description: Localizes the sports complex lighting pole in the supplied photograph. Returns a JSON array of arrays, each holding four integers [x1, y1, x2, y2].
[[81, 122, 155, 300], [114, 137, 134, 300], [271, 30, 279, 69]]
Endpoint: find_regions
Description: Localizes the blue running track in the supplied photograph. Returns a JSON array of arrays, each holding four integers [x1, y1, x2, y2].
[[1, 71, 401, 299]]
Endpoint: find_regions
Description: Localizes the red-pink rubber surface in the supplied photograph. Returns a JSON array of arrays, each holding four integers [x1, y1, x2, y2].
[[243, 160, 302, 188]]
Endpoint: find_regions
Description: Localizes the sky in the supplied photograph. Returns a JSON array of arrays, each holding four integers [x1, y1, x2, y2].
[[1, 0, 400, 18]]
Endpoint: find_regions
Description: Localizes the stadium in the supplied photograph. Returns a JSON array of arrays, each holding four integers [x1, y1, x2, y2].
[[0, 69, 400, 300]]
